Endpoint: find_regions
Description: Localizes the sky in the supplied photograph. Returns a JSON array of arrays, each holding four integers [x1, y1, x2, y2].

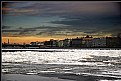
[[2, 1, 121, 44]]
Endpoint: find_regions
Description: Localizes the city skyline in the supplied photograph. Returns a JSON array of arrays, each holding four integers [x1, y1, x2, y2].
[[2, 1, 121, 44]]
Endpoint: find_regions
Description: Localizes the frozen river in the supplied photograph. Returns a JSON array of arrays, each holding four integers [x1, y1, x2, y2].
[[2, 49, 121, 81]]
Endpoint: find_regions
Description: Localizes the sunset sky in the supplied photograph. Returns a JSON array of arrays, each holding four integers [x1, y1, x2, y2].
[[2, 1, 121, 44]]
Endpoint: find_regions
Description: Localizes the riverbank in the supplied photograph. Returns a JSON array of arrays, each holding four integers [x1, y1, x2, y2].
[[2, 48, 121, 52], [2, 73, 121, 81], [2, 73, 75, 81]]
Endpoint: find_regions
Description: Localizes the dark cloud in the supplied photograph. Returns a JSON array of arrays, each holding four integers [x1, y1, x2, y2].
[[52, 15, 121, 27], [3, 2, 120, 17], [36, 26, 64, 36], [51, 15, 121, 34], [2, 26, 37, 35], [23, 28, 36, 32], [2, 30, 20, 32], [84, 30, 99, 34], [2, 26, 21, 33], [2, 25, 11, 29], [2, 22, 121, 38], [2, 25, 65, 36], [102, 27, 121, 36], [16, 27, 41, 35], [36, 31, 46, 35]]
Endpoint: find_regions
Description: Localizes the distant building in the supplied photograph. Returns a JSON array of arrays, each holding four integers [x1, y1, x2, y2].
[[30, 41, 44, 46], [8, 39, 10, 44], [82, 35, 93, 47], [117, 33, 121, 47], [117, 33, 121, 38], [70, 37, 82, 47], [44, 40, 52, 47], [38, 42, 44, 46], [92, 38, 106, 47], [44, 39, 58, 47], [30, 42, 37, 45], [52, 40, 58, 47], [106, 37, 121, 47], [58, 40, 64, 47], [63, 38, 71, 47]]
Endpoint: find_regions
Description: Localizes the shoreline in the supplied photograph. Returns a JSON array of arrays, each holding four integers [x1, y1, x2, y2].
[[2, 47, 121, 49], [2, 73, 75, 81], [2, 48, 121, 52], [2, 73, 121, 81]]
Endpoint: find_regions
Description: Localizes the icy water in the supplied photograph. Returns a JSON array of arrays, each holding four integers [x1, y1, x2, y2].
[[2, 49, 121, 81]]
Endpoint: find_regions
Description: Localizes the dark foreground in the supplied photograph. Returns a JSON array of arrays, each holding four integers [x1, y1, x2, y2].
[[2, 74, 74, 81], [2, 73, 121, 81]]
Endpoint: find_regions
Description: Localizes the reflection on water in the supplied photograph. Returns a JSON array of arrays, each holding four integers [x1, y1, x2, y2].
[[2, 49, 121, 81]]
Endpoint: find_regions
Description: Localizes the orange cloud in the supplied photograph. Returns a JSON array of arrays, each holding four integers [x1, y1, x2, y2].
[[2, 7, 35, 15], [2, 7, 14, 15], [14, 9, 34, 13], [2, 7, 13, 11]]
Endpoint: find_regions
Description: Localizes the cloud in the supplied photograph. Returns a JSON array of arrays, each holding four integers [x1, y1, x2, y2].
[[36, 26, 87, 37], [14, 9, 34, 13], [2, 26, 36, 36], [2, 7, 13, 11], [84, 30, 99, 34], [2, 33, 30, 37], [2, 2, 121, 16], [36, 31, 46, 35], [2, 14, 121, 37], [2, 25, 11, 29], [18, 28, 36, 35], [35, 26, 65, 36], [2, 2, 36, 15], [2, 25, 64, 37], [2, 24, 121, 38], [32, 25, 121, 37], [2, 30, 20, 32], [2, 8, 36, 15], [51, 14, 121, 33]]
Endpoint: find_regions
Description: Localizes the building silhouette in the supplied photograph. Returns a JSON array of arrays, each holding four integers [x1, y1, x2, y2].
[[92, 38, 106, 47], [70, 37, 82, 47], [82, 35, 93, 47], [8, 39, 9, 44], [2, 34, 121, 48]]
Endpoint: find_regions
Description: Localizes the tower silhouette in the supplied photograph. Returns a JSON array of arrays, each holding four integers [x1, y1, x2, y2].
[[8, 39, 9, 44]]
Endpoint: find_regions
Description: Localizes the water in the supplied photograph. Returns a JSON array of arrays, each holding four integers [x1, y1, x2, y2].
[[2, 49, 121, 81]]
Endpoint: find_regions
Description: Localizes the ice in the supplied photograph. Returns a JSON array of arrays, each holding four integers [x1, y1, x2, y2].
[[26, 73, 38, 75], [40, 71, 56, 73], [2, 49, 121, 65], [2, 49, 121, 80]]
